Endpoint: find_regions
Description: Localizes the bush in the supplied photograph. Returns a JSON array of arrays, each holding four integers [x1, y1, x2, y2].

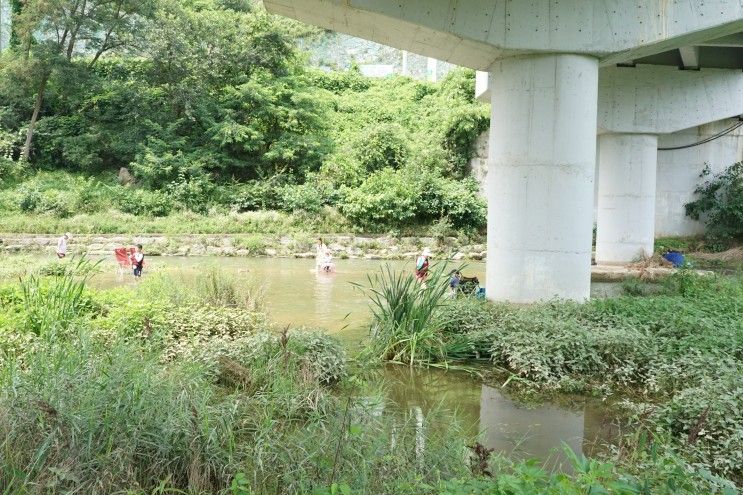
[[115, 187, 173, 217], [342, 168, 486, 232], [16, 186, 76, 217], [685, 162, 743, 250], [130, 140, 213, 189], [18, 186, 42, 213], [341, 168, 419, 230], [354, 122, 409, 173], [235, 234, 268, 255], [166, 172, 214, 214], [280, 182, 325, 213], [652, 373, 743, 477], [231, 178, 286, 212]]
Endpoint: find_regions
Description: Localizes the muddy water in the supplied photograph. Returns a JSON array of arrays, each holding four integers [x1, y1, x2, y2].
[[88, 256, 622, 338], [381, 367, 619, 472], [21, 254, 623, 466]]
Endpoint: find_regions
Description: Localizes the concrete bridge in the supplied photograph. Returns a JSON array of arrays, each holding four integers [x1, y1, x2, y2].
[[264, 0, 743, 302]]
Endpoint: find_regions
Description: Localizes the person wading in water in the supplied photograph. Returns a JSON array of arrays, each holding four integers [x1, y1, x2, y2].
[[131, 244, 145, 278], [415, 248, 432, 285], [56, 233, 71, 258]]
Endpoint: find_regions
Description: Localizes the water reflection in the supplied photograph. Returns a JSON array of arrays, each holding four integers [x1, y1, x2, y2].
[[381, 367, 618, 470], [313, 270, 335, 326]]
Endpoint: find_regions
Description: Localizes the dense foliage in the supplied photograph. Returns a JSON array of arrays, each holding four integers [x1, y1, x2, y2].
[[685, 161, 743, 250], [0, 0, 488, 234]]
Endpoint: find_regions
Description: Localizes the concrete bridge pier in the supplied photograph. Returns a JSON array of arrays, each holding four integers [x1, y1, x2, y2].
[[595, 134, 658, 265], [264, 0, 743, 302], [487, 54, 598, 302]]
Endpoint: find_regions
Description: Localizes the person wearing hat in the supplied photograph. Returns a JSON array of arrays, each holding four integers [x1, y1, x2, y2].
[[56, 233, 71, 258], [415, 248, 432, 283]]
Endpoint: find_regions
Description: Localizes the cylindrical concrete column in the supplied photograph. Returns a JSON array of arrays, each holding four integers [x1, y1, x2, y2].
[[595, 133, 658, 265], [487, 54, 598, 303]]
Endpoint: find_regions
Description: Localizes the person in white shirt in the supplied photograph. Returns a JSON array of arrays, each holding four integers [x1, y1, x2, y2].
[[132, 244, 145, 278], [315, 237, 335, 272], [56, 233, 71, 258]]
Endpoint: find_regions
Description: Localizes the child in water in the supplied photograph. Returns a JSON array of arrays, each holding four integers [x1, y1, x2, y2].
[[132, 244, 144, 278]]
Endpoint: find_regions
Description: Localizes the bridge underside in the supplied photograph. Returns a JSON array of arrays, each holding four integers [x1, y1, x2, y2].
[[265, 0, 743, 302]]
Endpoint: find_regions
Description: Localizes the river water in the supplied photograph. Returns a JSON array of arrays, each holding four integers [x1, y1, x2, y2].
[[90, 257, 622, 338], [17, 254, 624, 469]]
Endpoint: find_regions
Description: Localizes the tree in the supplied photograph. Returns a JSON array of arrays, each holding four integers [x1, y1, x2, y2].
[[13, 0, 154, 160]]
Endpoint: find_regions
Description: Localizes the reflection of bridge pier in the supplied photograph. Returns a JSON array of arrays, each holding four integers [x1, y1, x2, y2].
[[378, 369, 619, 469], [479, 385, 617, 471]]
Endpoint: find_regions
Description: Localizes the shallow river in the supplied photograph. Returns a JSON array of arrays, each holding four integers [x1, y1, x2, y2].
[[90, 257, 622, 338], [29, 255, 624, 469]]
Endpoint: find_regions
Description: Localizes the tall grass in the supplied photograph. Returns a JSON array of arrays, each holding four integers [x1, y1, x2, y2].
[[137, 267, 266, 312], [19, 256, 100, 337], [0, 336, 243, 493], [354, 263, 454, 366], [0, 332, 471, 494]]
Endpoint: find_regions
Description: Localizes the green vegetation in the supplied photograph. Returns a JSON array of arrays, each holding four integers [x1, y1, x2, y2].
[[0, 0, 487, 235], [0, 259, 738, 493], [685, 161, 743, 250], [353, 263, 453, 365], [0, 260, 468, 493], [363, 266, 743, 486]]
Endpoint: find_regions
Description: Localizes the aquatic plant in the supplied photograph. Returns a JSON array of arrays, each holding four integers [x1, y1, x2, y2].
[[0, 332, 469, 494], [354, 263, 453, 366]]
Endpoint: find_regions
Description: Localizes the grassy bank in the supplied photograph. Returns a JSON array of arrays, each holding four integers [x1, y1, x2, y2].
[[0, 209, 352, 235], [0, 260, 739, 493], [362, 266, 743, 485]]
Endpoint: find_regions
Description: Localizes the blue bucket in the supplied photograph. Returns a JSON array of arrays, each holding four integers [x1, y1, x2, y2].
[[663, 251, 685, 268]]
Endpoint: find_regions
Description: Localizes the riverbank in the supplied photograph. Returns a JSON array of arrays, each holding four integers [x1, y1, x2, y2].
[[0, 259, 738, 493], [1, 233, 718, 283], [0, 232, 484, 259], [361, 266, 743, 487]]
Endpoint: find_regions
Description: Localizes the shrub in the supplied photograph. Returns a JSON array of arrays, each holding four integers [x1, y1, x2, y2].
[[115, 187, 173, 217], [354, 122, 409, 173], [280, 182, 325, 213], [18, 186, 42, 213], [439, 105, 489, 179], [231, 178, 286, 212], [652, 373, 743, 478], [166, 172, 214, 214], [685, 162, 743, 250], [73, 177, 114, 214], [341, 168, 419, 230], [130, 140, 211, 189], [235, 234, 268, 255], [158, 306, 271, 362], [0, 158, 24, 185]]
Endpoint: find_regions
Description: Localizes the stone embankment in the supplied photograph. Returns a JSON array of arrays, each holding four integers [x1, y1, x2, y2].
[[2, 233, 707, 281], [0, 233, 488, 261]]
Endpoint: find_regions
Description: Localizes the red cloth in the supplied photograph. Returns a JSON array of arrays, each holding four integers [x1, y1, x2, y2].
[[114, 247, 135, 267]]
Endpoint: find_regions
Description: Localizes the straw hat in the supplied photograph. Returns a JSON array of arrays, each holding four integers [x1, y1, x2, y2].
[[421, 247, 432, 257]]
